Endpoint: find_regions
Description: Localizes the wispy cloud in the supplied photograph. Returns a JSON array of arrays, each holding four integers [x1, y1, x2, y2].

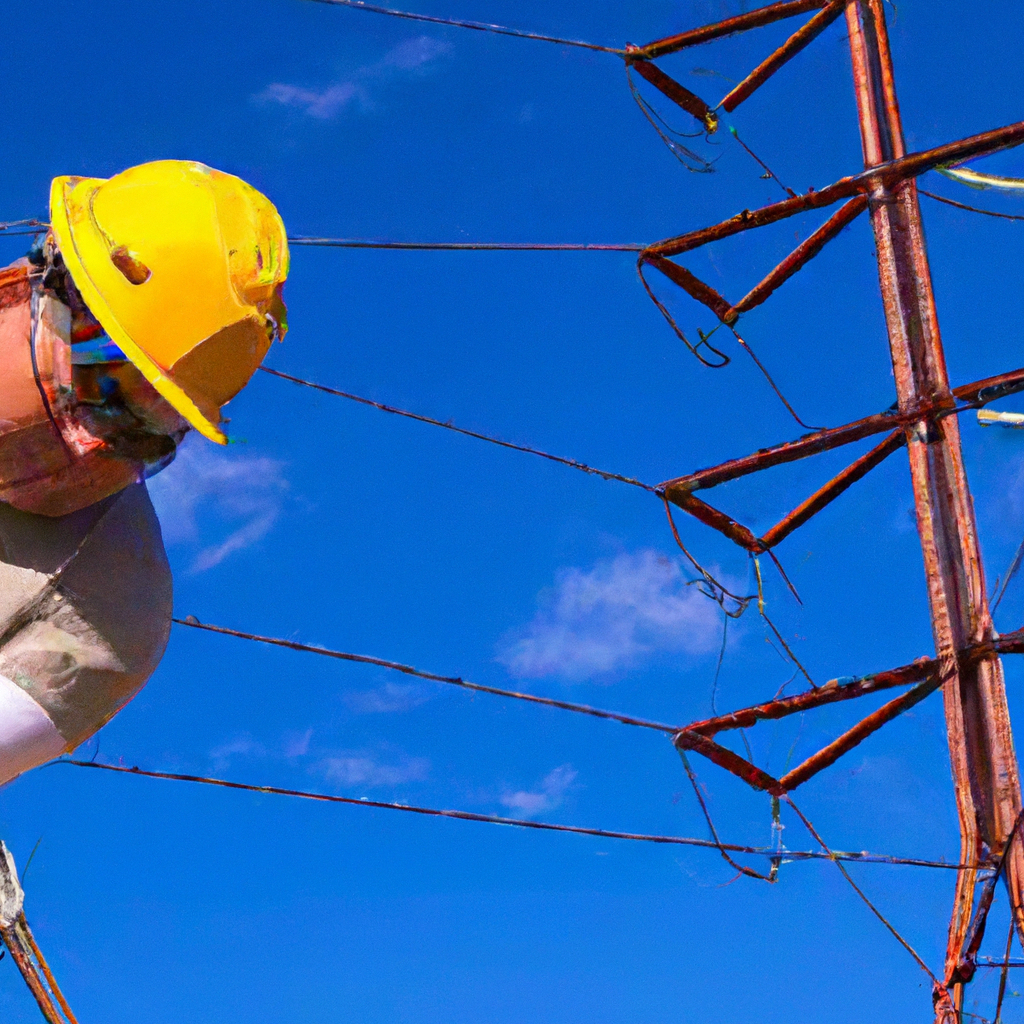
[[497, 550, 724, 682], [500, 765, 577, 818], [258, 36, 450, 119], [283, 728, 313, 758], [207, 728, 429, 791], [210, 734, 265, 772], [343, 682, 431, 715], [148, 439, 288, 572], [319, 751, 430, 788]]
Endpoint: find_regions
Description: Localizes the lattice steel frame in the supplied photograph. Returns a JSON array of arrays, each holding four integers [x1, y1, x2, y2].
[[627, 2, 1024, 1018]]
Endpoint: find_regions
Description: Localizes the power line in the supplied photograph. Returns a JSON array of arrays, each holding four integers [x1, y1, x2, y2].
[[1, 222, 645, 251], [289, 238, 645, 250], [0, 220, 48, 238], [171, 617, 679, 733], [64, 759, 973, 870], [299, 0, 626, 55], [920, 189, 1024, 223], [258, 366, 659, 493]]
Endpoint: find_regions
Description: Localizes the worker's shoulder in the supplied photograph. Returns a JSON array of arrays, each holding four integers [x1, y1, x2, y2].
[[0, 260, 31, 311]]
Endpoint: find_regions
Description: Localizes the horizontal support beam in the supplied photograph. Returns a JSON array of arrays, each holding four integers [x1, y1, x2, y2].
[[632, 0, 828, 60], [674, 629, 1024, 794], [646, 120, 1024, 260], [660, 366, 1024, 498], [686, 656, 935, 737], [639, 195, 869, 328]]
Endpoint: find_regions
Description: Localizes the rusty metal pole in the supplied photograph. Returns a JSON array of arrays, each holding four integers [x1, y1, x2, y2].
[[0, 842, 77, 1024], [845, 1, 1024, 1018]]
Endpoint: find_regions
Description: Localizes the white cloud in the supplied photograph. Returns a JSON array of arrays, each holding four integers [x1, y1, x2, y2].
[[319, 751, 430, 788], [147, 439, 287, 572], [500, 764, 577, 818], [208, 727, 429, 791], [343, 682, 431, 714], [497, 550, 724, 682], [258, 36, 450, 119], [259, 81, 363, 120], [210, 734, 265, 771], [283, 728, 313, 758]]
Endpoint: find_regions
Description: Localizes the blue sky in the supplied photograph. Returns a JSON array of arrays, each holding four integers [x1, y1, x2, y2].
[[3, 1, 1024, 1021]]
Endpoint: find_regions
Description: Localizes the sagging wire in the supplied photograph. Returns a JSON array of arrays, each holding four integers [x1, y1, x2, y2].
[[769, 794, 785, 881], [707, 606, 755, 765], [625, 64, 718, 174], [728, 325, 822, 431], [663, 497, 754, 617], [0, 222, 653, 251], [782, 712, 808, 773], [173, 617, 681, 733], [706, 602, 756, 764], [61, 760, 974, 870], [301, 0, 627, 55], [677, 749, 777, 882], [663, 498, 815, 688], [635, 272, 824, 441], [637, 261, 732, 366], [784, 795, 945, 992], [259, 367, 658, 493]]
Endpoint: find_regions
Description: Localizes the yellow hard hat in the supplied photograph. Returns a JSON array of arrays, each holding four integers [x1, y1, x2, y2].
[[50, 160, 289, 444]]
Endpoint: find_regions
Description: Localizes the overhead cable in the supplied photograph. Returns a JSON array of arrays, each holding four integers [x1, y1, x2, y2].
[[299, 0, 627, 55], [66, 759, 972, 870], [289, 238, 645, 250], [0, 220, 48, 238], [258, 366, 659, 493], [172, 616, 678, 733], [920, 189, 1024, 223]]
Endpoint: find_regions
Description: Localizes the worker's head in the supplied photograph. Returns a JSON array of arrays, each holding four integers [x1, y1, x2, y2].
[[49, 160, 289, 444]]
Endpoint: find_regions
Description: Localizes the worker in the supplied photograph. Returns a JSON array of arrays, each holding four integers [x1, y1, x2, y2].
[[0, 160, 289, 785]]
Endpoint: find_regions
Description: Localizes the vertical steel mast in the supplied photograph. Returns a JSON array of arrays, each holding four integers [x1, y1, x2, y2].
[[632, 0, 1024, 1015], [845, 1, 1024, 1016]]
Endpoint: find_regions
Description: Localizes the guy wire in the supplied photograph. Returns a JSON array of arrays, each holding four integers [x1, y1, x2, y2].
[[300, 0, 626, 55], [258, 366, 659, 492], [64, 759, 978, 870], [172, 616, 679, 733]]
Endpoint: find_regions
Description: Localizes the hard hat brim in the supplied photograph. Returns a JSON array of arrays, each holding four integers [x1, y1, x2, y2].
[[50, 176, 229, 444]]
